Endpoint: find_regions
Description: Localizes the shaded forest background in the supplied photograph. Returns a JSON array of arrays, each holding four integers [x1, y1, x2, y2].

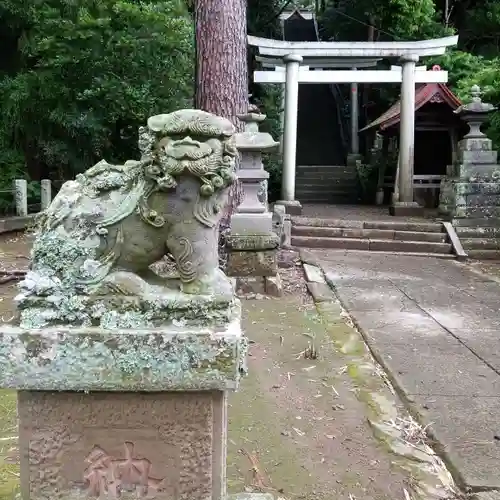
[[0, 0, 499, 209]]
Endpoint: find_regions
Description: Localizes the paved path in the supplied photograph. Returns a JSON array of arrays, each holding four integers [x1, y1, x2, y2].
[[311, 250, 500, 492]]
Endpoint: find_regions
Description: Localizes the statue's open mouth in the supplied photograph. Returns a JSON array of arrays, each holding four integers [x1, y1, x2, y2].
[[166, 138, 212, 161]]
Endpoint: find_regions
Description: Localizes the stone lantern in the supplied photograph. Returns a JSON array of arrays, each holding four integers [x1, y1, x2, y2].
[[230, 104, 280, 234], [455, 84, 496, 140], [439, 85, 500, 222], [226, 105, 282, 296]]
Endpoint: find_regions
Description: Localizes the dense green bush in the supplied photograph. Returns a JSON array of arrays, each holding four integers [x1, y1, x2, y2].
[[0, 0, 194, 196], [247, 0, 283, 201]]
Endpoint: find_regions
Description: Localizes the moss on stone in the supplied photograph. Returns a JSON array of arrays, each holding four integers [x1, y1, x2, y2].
[[0, 323, 246, 392], [0, 390, 19, 500]]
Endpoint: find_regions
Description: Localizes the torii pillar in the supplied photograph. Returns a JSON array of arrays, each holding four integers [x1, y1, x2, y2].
[[390, 54, 424, 216], [275, 54, 303, 215]]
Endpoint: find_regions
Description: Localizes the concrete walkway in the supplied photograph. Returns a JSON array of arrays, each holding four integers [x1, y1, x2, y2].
[[311, 250, 500, 492]]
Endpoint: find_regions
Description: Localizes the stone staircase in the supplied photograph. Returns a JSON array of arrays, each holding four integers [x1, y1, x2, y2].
[[453, 220, 500, 259], [295, 165, 359, 204], [291, 217, 456, 257]]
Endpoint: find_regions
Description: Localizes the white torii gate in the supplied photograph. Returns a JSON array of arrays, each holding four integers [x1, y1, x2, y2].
[[249, 34, 459, 215]]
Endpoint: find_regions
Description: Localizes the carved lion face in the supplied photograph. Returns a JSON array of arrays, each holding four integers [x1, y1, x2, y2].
[[157, 134, 225, 177], [141, 110, 239, 195]]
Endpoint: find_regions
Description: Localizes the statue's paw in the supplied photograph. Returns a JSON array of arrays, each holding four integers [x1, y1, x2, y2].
[[93, 271, 150, 296]]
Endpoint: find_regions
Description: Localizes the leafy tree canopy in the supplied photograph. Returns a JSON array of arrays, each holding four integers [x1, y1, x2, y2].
[[0, 0, 194, 188], [317, 0, 500, 142]]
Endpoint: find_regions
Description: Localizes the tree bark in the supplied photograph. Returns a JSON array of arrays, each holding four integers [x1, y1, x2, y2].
[[195, 0, 248, 229], [195, 0, 248, 122]]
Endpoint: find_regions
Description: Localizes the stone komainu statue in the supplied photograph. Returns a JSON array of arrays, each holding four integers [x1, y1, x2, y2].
[[20, 110, 238, 310]]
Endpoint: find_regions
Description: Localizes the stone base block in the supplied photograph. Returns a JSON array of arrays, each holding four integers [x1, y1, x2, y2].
[[233, 276, 265, 295], [453, 204, 500, 218], [225, 233, 279, 252], [274, 200, 302, 216], [389, 201, 424, 217], [452, 217, 500, 228], [0, 319, 246, 392], [230, 212, 273, 235], [232, 275, 283, 297], [226, 249, 278, 277], [452, 162, 500, 179], [272, 206, 291, 248], [19, 390, 227, 500]]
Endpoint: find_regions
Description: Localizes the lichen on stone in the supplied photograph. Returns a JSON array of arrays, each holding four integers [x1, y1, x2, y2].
[[0, 320, 246, 392], [15, 109, 246, 329]]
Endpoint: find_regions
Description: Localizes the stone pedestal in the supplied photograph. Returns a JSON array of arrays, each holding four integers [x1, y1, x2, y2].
[[0, 108, 268, 500], [226, 233, 281, 296], [0, 317, 246, 500], [230, 107, 283, 296], [274, 199, 302, 215], [272, 204, 291, 248], [439, 85, 500, 222]]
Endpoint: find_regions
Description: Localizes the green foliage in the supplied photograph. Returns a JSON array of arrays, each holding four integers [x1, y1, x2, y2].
[[320, 0, 449, 42], [455, 0, 500, 58], [254, 85, 283, 202], [451, 57, 500, 146], [248, 0, 283, 201], [0, 0, 194, 186], [356, 161, 378, 204], [317, 0, 500, 150]]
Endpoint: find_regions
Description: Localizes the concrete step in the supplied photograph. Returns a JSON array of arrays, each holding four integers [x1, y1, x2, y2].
[[296, 177, 358, 184], [364, 221, 444, 233], [296, 184, 358, 192], [291, 236, 452, 254], [467, 249, 500, 260], [296, 192, 359, 199], [296, 186, 358, 193], [302, 249, 457, 260], [296, 198, 358, 205], [297, 165, 356, 171], [455, 226, 500, 238], [297, 198, 358, 205], [292, 225, 447, 242], [461, 238, 500, 250], [292, 217, 444, 233], [452, 217, 500, 227], [297, 171, 357, 179], [297, 170, 358, 179]]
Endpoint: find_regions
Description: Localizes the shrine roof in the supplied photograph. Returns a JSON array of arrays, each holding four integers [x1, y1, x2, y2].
[[360, 77, 461, 132]]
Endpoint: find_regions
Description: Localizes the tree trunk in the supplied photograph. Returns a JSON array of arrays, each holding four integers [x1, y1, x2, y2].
[[195, 0, 248, 229], [195, 0, 248, 120]]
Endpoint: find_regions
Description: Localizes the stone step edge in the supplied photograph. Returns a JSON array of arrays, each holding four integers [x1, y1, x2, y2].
[[466, 249, 500, 260], [292, 225, 447, 242], [292, 217, 444, 233], [297, 248, 457, 259], [296, 189, 359, 194], [291, 236, 453, 253]]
